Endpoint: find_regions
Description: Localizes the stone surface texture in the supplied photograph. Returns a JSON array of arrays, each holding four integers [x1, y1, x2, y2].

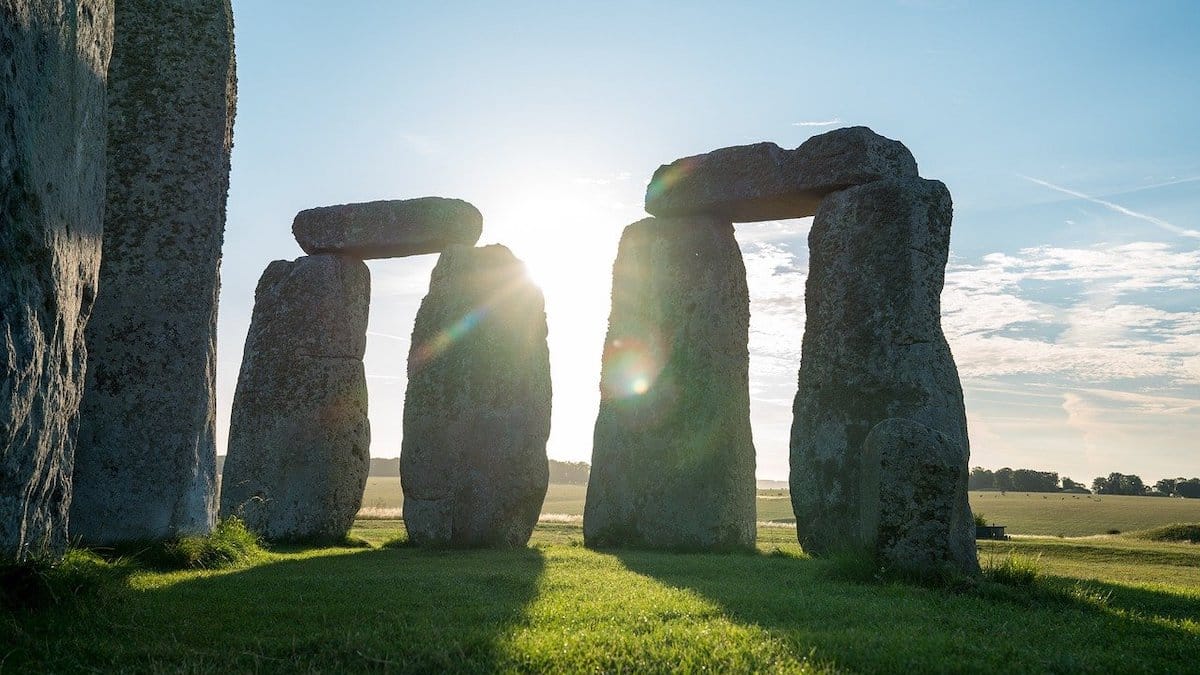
[[859, 418, 978, 577], [401, 245, 551, 548], [584, 216, 756, 551], [70, 0, 237, 544], [0, 0, 113, 561], [293, 197, 483, 259], [645, 126, 917, 222], [219, 255, 371, 542], [790, 176, 972, 556]]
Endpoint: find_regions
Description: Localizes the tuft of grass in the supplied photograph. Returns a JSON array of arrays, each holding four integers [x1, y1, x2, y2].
[[0, 549, 123, 609], [160, 517, 264, 570], [983, 550, 1042, 586], [1134, 523, 1200, 544], [821, 550, 886, 584]]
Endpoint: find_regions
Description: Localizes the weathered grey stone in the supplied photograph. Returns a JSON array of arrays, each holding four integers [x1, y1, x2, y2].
[[293, 197, 483, 259], [219, 255, 371, 542], [1, 0, 112, 562], [645, 127, 917, 222], [790, 177, 971, 557], [401, 245, 551, 548], [70, 0, 236, 545], [860, 418, 978, 577], [584, 216, 756, 551]]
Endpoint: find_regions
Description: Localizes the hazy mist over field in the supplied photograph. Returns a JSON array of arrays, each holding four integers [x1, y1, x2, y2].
[[215, 2, 1199, 482]]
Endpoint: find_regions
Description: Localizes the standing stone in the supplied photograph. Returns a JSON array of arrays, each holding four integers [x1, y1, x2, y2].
[[645, 127, 918, 222], [790, 177, 972, 556], [71, 0, 237, 544], [1, 0, 113, 562], [293, 197, 483, 259], [860, 418, 978, 577], [401, 245, 551, 548], [584, 216, 756, 551], [219, 255, 371, 542]]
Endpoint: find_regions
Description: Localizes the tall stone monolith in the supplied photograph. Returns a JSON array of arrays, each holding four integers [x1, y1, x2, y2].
[[401, 245, 551, 548], [219, 255, 371, 542], [790, 176, 973, 559], [71, 0, 237, 544], [584, 216, 756, 551], [1, 0, 113, 562]]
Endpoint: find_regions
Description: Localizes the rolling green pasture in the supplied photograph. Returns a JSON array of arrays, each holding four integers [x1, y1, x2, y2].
[[5, 521, 1198, 672], [360, 478, 1200, 536], [969, 491, 1200, 536]]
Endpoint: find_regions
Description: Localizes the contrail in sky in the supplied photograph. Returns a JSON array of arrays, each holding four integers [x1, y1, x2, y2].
[[1019, 173, 1200, 239], [792, 118, 843, 127], [367, 331, 409, 342]]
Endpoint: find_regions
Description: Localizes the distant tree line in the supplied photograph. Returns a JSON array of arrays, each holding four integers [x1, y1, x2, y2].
[[1093, 473, 1200, 498], [969, 467, 1067, 493], [970, 466, 1200, 498]]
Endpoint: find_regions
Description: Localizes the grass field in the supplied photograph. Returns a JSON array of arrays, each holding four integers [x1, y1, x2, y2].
[[5, 520, 1198, 672], [969, 491, 1200, 537], [360, 478, 1200, 536]]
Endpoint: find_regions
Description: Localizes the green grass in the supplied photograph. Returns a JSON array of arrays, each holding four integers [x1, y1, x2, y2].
[[1135, 523, 1200, 544], [5, 520, 1197, 672], [159, 517, 265, 569]]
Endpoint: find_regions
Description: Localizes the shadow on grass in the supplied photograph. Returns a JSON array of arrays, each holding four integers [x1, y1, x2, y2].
[[5, 545, 546, 672], [611, 548, 1200, 671]]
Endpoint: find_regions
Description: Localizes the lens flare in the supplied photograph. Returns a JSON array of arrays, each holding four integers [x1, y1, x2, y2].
[[411, 307, 486, 368], [410, 262, 536, 371], [644, 156, 701, 203], [601, 336, 664, 399]]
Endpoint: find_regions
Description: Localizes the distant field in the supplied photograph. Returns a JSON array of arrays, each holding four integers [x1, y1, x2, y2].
[[969, 491, 1200, 537], [359, 478, 797, 521], [360, 479, 1200, 536]]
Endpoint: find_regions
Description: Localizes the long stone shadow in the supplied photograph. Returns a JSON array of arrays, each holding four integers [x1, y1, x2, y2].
[[611, 549, 1200, 671], [12, 546, 545, 672]]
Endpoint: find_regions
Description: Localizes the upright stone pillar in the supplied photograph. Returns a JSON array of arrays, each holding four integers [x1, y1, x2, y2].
[[401, 245, 551, 548], [71, 0, 237, 543], [789, 177, 974, 562], [584, 216, 756, 551], [0, 0, 113, 561], [219, 255, 371, 542]]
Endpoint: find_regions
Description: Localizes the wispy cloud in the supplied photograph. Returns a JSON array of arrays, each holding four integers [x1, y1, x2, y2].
[[792, 118, 843, 127], [942, 241, 1200, 386], [1018, 174, 1200, 239], [367, 331, 409, 342], [1122, 175, 1200, 194], [573, 172, 632, 186]]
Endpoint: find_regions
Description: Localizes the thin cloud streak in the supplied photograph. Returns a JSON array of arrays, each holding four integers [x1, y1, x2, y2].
[[367, 331, 409, 342], [792, 118, 843, 127], [1122, 175, 1200, 194], [1019, 173, 1200, 239]]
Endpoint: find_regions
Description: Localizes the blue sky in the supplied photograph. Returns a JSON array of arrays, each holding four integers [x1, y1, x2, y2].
[[218, 1, 1200, 482]]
